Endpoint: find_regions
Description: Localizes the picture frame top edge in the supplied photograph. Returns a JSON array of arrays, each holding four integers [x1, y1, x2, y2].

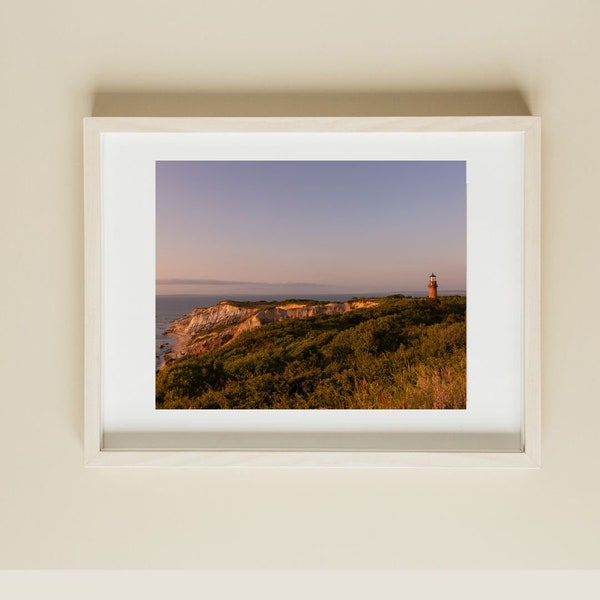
[[83, 115, 540, 134]]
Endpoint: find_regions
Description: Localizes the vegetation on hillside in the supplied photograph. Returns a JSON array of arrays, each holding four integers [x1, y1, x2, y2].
[[156, 295, 466, 410], [219, 298, 328, 309]]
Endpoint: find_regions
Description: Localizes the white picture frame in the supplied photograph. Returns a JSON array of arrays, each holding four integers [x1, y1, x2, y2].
[[84, 116, 540, 468]]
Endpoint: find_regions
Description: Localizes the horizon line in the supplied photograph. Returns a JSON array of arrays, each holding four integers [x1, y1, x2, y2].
[[155, 290, 467, 297]]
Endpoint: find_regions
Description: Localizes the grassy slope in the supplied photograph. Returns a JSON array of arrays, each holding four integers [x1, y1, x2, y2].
[[156, 295, 466, 410]]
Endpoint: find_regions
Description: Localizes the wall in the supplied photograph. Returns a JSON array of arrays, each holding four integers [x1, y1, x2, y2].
[[2, 0, 599, 593]]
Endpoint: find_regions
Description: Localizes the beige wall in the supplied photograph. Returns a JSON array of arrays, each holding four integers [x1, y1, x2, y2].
[[1, 0, 599, 584]]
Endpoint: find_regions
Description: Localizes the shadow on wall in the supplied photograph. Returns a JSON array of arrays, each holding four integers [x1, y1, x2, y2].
[[92, 90, 531, 117]]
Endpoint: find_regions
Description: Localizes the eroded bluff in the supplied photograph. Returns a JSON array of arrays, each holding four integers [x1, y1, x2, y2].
[[161, 299, 377, 365]]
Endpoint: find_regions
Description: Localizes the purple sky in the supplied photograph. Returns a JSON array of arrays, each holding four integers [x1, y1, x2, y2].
[[156, 161, 466, 295]]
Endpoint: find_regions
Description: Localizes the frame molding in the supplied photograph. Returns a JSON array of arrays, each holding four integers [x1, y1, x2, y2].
[[84, 116, 540, 468]]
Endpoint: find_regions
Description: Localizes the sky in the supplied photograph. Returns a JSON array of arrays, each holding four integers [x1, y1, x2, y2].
[[156, 160, 466, 296]]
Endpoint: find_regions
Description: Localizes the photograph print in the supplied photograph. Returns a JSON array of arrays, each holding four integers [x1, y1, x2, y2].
[[155, 160, 466, 410]]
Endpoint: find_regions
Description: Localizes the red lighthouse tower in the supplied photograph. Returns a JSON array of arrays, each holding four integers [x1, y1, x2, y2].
[[428, 273, 438, 299]]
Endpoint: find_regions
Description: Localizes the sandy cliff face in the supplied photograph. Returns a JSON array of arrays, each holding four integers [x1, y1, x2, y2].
[[168, 301, 258, 336], [161, 299, 378, 366]]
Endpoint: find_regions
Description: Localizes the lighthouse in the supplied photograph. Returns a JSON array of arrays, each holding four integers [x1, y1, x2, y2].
[[428, 273, 438, 298]]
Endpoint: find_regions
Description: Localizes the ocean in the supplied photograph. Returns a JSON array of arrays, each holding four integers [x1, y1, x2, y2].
[[155, 291, 465, 367]]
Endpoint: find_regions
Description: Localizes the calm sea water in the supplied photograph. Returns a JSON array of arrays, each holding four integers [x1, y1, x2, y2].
[[155, 291, 465, 367]]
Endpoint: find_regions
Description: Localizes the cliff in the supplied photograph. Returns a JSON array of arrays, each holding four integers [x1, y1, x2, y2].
[[161, 298, 378, 366]]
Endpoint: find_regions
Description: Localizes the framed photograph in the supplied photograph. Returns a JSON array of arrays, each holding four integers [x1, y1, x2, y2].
[[84, 116, 540, 467]]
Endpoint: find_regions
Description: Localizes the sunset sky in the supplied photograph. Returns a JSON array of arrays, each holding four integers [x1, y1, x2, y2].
[[156, 160, 466, 296]]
